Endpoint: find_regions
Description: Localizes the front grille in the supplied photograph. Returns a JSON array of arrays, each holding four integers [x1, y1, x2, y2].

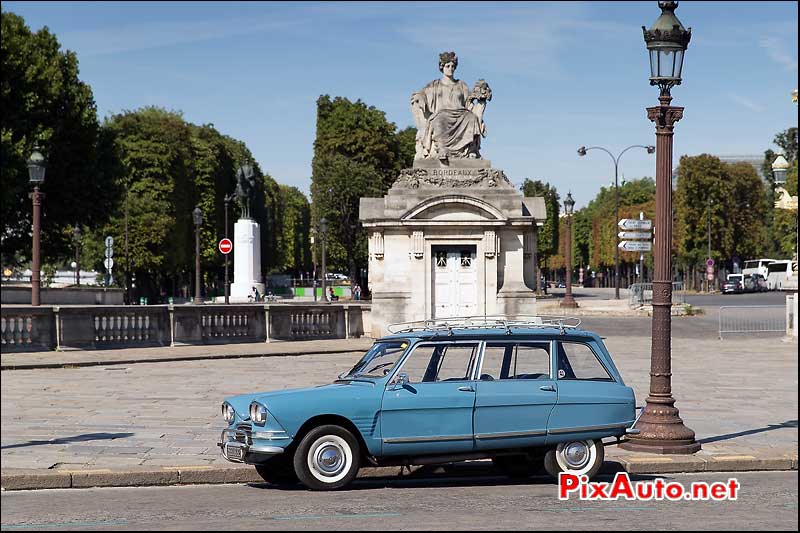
[[235, 424, 252, 445]]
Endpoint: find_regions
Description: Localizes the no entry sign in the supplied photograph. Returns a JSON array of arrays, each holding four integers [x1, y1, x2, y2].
[[218, 238, 233, 255]]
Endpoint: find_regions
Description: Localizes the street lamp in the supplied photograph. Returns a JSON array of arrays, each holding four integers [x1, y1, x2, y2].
[[193, 206, 203, 304], [223, 192, 236, 304], [621, 0, 699, 455], [577, 144, 655, 299], [320, 217, 328, 302], [560, 192, 578, 308], [310, 228, 318, 302], [27, 145, 46, 306], [772, 154, 789, 185], [72, 225, 82, 287], [706, 197, 713, 293]]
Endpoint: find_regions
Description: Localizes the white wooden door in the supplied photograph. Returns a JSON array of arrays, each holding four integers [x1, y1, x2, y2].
[[433, 248, 477, 319]]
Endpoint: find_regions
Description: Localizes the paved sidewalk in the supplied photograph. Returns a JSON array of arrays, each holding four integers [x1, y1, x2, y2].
[[2, 336, 797, 490]]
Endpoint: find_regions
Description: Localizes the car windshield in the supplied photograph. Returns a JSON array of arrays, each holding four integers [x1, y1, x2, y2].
[[341, 340, 409, 379]]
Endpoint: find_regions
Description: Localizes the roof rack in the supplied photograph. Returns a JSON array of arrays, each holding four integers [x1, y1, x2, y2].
[[386, 315, 582, 336]]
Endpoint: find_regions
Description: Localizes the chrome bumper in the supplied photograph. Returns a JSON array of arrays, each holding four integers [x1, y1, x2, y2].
[[218, 428, 285, 463]]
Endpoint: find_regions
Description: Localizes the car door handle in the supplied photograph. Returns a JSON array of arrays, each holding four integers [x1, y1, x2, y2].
[[539, 385, 556, 392], [458, 386, 475, 392]]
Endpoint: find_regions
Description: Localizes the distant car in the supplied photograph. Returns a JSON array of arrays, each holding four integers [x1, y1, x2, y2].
[[556, 282, 566, 289], [722, 274, 743, 294], [218, 317, 637, 490], [325, 273, 349, 281], [743, 274, 767, 293]]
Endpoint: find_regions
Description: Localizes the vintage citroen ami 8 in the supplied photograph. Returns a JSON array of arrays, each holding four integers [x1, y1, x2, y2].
[[218, 317, 638, 490]]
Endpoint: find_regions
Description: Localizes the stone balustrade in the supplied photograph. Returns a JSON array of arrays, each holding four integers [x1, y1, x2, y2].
[[0, 303, 371, 352]]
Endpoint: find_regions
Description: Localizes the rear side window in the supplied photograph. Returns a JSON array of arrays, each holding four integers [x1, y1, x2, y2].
[[480, 342, 550, 380], [557, 342, 613, 381]]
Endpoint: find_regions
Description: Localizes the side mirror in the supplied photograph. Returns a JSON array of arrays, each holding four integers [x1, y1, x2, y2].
[[392, 373, 409, 388]]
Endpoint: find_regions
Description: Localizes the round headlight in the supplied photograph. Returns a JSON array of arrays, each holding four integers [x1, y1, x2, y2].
[[222, 402, 235, 423], [250, 402, 267, 424]]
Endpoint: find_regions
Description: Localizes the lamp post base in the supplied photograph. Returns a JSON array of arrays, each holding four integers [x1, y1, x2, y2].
[[620, 401, 701, 454], [559, 298, 579, 308]]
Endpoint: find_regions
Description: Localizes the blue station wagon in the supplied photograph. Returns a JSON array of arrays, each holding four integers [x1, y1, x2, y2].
[[218, 317, 638, 490]]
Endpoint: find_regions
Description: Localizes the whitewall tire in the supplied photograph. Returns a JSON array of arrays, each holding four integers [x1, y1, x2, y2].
[[544, 439, 604, 479]]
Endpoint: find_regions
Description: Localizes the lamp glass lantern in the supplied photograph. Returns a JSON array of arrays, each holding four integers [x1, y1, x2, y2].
[[643, 1, 691, 91], [192, 206, 203, 226], [27, 146, 46, 184], [563, 191, 575, 216], [772, 154, 790, 185]]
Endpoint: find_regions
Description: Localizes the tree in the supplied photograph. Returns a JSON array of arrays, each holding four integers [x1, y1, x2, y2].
[[675, 154, 766, 288], [310, 95, 414, 282], [521, 180, 559, 285], [761, 128, 798, 257], [1, 11, 107, 266], [276, 185, 311, 276]]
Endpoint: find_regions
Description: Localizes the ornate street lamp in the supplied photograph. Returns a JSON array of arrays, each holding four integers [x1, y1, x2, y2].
[[320, 217, 328, 303], [772, 154, 789, 185], [310, 228, 318, 302], [577, 144, 655, 299], [193, 206, 203, 304], [72, 225, 82, 287], [621, 0, 699, 454], [27, 146, 46, 306], [560, 192, 578, 309]]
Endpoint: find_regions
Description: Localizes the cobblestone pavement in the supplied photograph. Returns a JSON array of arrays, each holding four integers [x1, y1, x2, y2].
[[1, 336, 796, 472]]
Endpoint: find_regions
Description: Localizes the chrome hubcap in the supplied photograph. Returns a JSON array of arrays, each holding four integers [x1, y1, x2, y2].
[[313, 442, 345, 476], [562, 441, 590, 469]]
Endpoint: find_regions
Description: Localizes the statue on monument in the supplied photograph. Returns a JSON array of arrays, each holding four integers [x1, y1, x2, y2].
[[235, 163, 256, 219], [411, 51, 492, 161]]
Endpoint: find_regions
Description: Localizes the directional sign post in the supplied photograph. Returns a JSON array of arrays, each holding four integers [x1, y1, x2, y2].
[[618, 231, 652, 240], [618, 218, 652, 231], [218, 238, 233, 255], [618, 241, 652, 252]]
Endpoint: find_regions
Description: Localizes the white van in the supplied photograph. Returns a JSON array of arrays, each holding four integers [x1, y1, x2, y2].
[[765, 260, 797, 291]]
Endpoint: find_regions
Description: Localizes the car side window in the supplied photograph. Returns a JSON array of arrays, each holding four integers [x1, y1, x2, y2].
[[557, 342, 613, 381], [481, 342, 550, 380], [400, 343, 478, 383]]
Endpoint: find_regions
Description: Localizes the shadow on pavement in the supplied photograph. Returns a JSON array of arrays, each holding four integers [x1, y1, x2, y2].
[[1, 432, 135, 450], [697, 420, 798, 445]]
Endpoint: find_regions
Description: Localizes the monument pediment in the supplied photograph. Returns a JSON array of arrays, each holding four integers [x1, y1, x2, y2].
[[402, 195, 505, 221], [391, 165, 515, 191]]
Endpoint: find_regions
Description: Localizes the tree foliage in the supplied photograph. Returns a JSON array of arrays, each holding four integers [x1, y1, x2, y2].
[[310, 95, 414, 280], [521, 179, 559, 272], [1, 11, 108, 265], [675, 154, 766, 270]]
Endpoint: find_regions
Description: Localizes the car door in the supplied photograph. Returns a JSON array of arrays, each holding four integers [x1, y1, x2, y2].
[[473, 340, 557, 450], [380, 341, 479, 456]]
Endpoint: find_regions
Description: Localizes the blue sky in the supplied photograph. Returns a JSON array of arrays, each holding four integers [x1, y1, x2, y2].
[[4, 1, 797, 208]]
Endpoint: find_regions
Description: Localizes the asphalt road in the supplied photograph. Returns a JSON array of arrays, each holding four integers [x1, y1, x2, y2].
[[1, 471, 796, 530]]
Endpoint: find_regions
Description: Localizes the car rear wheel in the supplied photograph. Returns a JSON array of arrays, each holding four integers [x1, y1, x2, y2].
[[293, 424, 360, 491], [544, 439, 604, 479], [254, 455, 299, 486]]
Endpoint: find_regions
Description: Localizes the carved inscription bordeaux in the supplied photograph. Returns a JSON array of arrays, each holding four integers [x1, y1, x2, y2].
[[394, 167, 511, 189]]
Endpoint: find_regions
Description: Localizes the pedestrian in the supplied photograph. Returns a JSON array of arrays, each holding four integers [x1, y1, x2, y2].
[[251, 286, 261, 302], [328, 286, 339, 302], [355, 284, 362, 301]]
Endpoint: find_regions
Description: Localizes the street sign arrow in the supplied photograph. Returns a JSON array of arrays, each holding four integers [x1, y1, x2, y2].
[[104, 257, 114, 270], [618, 241, 652, 252], [618, 231, 652, 240], [618, 219, 652, 230]]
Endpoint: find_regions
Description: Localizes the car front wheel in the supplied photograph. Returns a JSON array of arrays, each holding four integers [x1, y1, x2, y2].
[[544, 439, 604, 479], [293, 424, 361, 491]]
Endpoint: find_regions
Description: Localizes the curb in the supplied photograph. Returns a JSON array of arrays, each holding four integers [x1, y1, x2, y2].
[[0, 348, 367, 371], [2, 456, 797, 491]]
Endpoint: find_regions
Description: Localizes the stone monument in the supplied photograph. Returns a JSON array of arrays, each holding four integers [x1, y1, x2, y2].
[[229, 163, 265, 301], [360, 51, 547, 337]]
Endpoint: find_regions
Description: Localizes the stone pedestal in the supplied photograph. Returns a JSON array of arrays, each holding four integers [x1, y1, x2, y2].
[[230, 218, 264, 302], [360, 160, 546, 337]]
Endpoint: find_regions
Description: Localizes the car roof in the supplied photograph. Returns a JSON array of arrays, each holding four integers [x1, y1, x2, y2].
[[379, 327, 600, 342]]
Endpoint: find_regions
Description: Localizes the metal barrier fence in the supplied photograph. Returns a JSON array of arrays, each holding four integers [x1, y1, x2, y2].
[[628, 282, 685, 307], [718, 305, 786, 340]]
